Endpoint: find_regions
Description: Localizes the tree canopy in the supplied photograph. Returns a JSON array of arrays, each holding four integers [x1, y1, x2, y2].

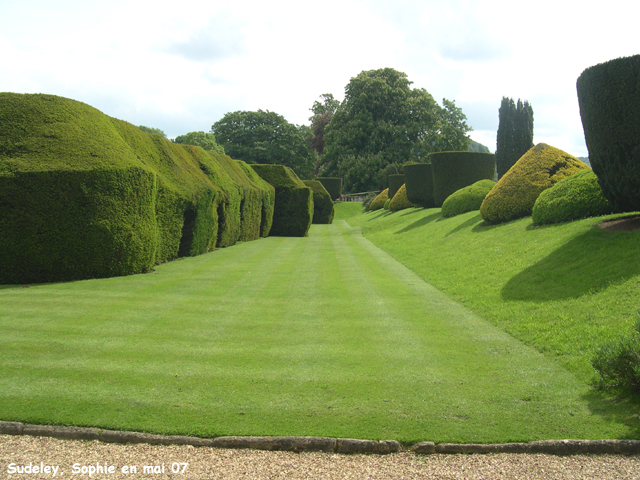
[[138, 125, 167, 138], [321, 68, 472, 192], [211, 110, 316, 179], [307, 93, 340, 175], [173, 131, 225, 154], [495, 97, 534, 179]]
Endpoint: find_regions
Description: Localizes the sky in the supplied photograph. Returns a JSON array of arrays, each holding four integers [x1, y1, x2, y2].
[[1, 0, 638, 157]]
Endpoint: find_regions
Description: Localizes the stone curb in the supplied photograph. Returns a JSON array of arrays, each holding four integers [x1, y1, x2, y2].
[[3, 422, 640, 456]]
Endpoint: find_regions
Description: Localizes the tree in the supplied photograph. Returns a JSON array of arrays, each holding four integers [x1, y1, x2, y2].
[[321, 68, 472, 193], [138, 125, 167, 138], [307, 94, 341, 176], [211, 110, 316, 179], [173, 131, 225, 154], [495, 97, 534, 179]]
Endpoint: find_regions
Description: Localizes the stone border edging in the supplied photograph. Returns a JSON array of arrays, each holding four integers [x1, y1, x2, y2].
[[2, 421, 640, 456]]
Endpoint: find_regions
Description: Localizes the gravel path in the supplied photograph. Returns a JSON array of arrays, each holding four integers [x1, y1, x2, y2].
[[2, 435, 639, 479]]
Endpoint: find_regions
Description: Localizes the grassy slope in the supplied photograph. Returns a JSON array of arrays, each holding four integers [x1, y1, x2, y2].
[[2, 204, 638, 443]]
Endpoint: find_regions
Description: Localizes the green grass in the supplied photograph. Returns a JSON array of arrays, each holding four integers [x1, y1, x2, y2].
[[1, 203, 639, 444]]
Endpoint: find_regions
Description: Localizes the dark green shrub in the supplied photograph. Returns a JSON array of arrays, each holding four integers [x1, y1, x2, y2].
[[591, 321, 640, 392], [368, 188, 389, 211], [577, 54, 640, 212], [388, 184, 414, 212], [431, 152, 496, 207], [362, 192, 377, 210], [250, 164, 313, 236], [532, 169, 613, 225], [303, 180, 334, 224], [404, 163, 434, 207], [441, 179, 496, 218], [388, 174, 405, 200], [480, 144, 589, 224], [315, 177, 342, 200]]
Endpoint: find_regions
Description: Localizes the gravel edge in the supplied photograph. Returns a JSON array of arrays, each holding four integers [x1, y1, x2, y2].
[[2, 421, 639, 456]]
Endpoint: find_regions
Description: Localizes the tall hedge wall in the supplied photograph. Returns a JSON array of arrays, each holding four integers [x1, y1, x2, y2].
[[316, 177, 342, 200], [577, 54, 640, 212], [404, 163, 435, 208], [303, 180, 334, 224], [250, 164, 313, 236], [388, 174, 405, 200], [0, 93, 275, 284], [430, 152, 496, 207]]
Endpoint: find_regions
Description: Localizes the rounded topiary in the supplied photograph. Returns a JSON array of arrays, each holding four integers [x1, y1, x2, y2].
[[532, 169, 613, 225], [303, 179, 334, 224], [369, 188, 389, 211], [404, 163, 435, 207], [441, 179, 496, 218], [388, 184, 414, 212], [577, 54, 640, 212], [430, 152, 496, 207], [480, 143, 589, 224], [383, 199, 391, 210], [388, 174, 405, 200], [316, 177, 342, 201]]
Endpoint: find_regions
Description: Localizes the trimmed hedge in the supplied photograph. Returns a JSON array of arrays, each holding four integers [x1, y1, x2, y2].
[[316, 177, 342, 201], [430, 152, 496, 207], [250, 164, 313, 237], [303, 180, 335, 224], [441, 179, 496, 218], [369, 188, 389, 211], [404, 163, 435, 208], [0, 93, 275, 284], [480, 143, 589, 224], [532, 169, 613, 225], [577, 54, 640, 212], [388, 174, 405, 200], [388, 184, 414, 212]]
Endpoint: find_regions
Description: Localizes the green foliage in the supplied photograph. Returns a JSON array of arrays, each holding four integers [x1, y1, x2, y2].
[[0, 93, 274, 284], [322, 68, 472, 192], [591, 320, 640, 392], [403, 163, 435, 208], [138, 125, 167, 138], [374, 162, 403, 192], [388, 184, 414, 212], [362, 192, 377, 210], [303, 180, 334, 224], [250, 164, 313, 237], [532, 169, 613, 225], [388, 174, 405, 200], [316, 177, 342, 200], [441, 179, 496, 218], [469, 140, 490, 153], [174, 131, 225, 154], [577, 54, 640, 212], [383, 198, 391, 210], [431, 151, 496, 207], [211, 110, 316, 179], [480, 143, 589, 224], [496, 97, 534, 179], [368, 188, 389, 211]]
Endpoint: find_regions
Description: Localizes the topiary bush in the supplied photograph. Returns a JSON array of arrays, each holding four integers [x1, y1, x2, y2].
[[577, 54, 640, 212], [430, 152, 496, 207], [388, 174, 405, 200], [250, 164, 313, 236], [532, 169, 613, 225], [404, 163, 434, 207], [383, 199, 391, 210], [368, 188, 389, 211], [441, 179, 496, 218], [389, 184, 414, 212], [316, 177, 342, 201], [480, 143, 589, 224], [303, 180, 334, 224]]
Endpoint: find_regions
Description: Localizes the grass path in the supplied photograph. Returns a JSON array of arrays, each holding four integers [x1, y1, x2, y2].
[[0, 217, 635, 443]]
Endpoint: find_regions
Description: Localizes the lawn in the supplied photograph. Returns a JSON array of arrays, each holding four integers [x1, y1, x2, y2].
[[0, 202, 639, 444]]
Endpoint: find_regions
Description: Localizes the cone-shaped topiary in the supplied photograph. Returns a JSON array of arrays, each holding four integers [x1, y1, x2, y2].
[[303, 179, 334, 224], [441, 179, 496, 218], [431, 152, 496, 207], [480, 143, 589, 224], [532, 169, 613, 225], [389, 184, 414, 212], [404, 163, 435, 207], [369, 188, 389, 211], [577, 54, 640, 212]]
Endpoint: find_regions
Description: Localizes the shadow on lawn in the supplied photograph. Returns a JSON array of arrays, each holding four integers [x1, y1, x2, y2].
[[445, 212, 484, 237], [583, 388, 640, 439], [502, 227, 640, 301], [394, 212, 442, 234]]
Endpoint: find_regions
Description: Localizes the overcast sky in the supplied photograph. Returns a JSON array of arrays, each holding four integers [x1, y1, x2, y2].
[[1, 0, 638, 156]]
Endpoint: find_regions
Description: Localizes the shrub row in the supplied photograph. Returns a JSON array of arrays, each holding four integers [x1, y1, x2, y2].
[[388, 174, 405, 200], [430, 152, 496, 207], [303, 180, 334, 224], [0, 93, 275, 284], [316, 177, 342, 201], [404, 163, 435, 208]]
